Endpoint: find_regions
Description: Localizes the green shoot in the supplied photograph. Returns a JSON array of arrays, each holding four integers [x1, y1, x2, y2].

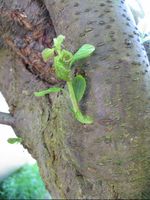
[[34, 87, 62, 97], [7, 137, 22, 144], [42, 48, 54, 61], [34, 35, 95, 124]]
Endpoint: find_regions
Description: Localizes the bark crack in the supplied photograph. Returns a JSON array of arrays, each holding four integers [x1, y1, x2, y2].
[[0, 0, 59, 84]]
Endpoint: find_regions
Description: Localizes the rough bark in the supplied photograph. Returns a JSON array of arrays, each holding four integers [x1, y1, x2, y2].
[[0, 0, 150, 199]]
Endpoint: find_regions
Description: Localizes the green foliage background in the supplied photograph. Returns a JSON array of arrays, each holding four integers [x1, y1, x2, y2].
[[0, 164, 50, 199]]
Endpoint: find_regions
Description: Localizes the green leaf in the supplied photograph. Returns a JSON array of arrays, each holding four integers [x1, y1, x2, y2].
[[75, 111, 93, 124], [54, 56, 70, 81], [55, 65, 70, 81], [70, 44, 95, 66], [53, 35, 65, 50], [34, 87, 62, 97], [72, 75, 86, 102], [61, 50, 73, 66], [42, 48, 54, 61], [7, 137, 22, 144]]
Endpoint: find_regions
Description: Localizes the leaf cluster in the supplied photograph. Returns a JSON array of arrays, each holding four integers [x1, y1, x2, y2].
[[35, 35, 95, 124]]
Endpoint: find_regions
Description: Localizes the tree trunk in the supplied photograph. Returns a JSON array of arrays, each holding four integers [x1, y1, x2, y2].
[[0, 0, 150, 199]]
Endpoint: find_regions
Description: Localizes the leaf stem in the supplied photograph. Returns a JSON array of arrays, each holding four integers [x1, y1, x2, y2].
[[67, 81, 80, 113]]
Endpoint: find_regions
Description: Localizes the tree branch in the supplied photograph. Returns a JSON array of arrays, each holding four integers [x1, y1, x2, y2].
[[0, 112, 15, 126]]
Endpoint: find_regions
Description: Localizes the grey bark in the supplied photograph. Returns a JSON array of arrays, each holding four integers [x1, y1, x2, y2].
[[0, 112, 15, 126], [0, 0, 150, 199]]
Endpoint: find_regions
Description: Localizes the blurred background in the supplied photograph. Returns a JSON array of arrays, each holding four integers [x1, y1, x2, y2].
[[0, 93, 51, 199]]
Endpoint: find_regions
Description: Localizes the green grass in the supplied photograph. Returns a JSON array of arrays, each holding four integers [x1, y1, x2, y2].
[[0, 164, 50, 199]]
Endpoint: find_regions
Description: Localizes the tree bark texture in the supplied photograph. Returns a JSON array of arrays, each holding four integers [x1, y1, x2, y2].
[[0, 0, 150, 199], [0, 112, 15, 126]]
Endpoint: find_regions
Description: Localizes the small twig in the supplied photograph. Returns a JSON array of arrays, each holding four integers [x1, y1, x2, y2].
[[0, 112, 15, 126]]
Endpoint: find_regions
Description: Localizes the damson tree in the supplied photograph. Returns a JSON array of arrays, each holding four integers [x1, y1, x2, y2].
[[0, 0, 150, 199]]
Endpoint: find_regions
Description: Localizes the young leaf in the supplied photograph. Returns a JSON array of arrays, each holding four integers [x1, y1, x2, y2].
[[54, 56, 70, 81], [55, 65, 70, 81], [42, 48, 54, 61], [7, 137, 22, 144], [70, 44, 95, 66], [75, 111, 93, 124], [34, 87, 62, 97], [53, 35, 65, 50], [72, 75, 86, 102], [61, 49, 73, 66]]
